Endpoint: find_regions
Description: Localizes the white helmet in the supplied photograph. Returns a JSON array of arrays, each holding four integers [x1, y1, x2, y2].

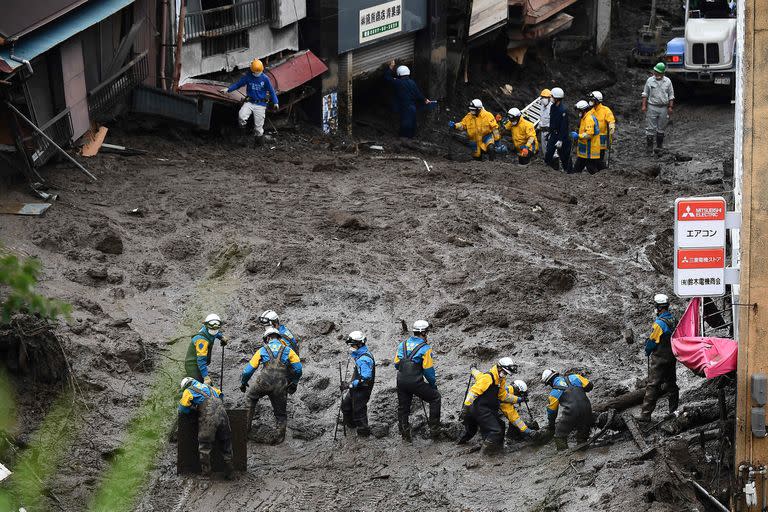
[[497, 357, 516, 377], [551, 87, 564, 99], [507, 107, 522, 119], [263, 326, 280, 342], [541, 369, 558, 386], [413, 319, 430, 335], [575, 100, 590, 111], [180, 377, 195, 390], [346, 330, 367, 345], [469, 99, 483, 113], [259, 310, 279, 326], [589, 90, 603, 102], [396, 65, 410, 77], [512, 379, 528, 394], [653, 293, 670, 307], [204, 313, 221, 327]]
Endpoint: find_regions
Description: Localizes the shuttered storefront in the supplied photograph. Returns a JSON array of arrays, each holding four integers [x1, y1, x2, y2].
[[339, 33, 416, 78]]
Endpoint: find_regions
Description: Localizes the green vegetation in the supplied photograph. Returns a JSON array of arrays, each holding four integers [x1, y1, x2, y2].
[[0, 252, 71, 323]]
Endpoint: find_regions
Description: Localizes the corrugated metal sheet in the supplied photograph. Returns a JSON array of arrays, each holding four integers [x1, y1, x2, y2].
[[340, 34, 416, 78], [0, 0, 134, 73], [131, 85, 213, 129]]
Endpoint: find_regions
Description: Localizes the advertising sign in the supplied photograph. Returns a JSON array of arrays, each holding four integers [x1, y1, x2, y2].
[[359, 0, 402, 44], [674, 197, 727, 297]]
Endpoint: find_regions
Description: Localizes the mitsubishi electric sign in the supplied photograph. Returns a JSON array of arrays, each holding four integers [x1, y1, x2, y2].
[[359, 0, 402, 44], [673, 197, 727, 297]]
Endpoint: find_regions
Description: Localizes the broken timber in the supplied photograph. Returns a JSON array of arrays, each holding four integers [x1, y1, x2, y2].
[[622, 411, 656, 459]]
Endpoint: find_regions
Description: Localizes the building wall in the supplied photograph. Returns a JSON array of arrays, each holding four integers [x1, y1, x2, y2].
[[595, 0, 611, 53]]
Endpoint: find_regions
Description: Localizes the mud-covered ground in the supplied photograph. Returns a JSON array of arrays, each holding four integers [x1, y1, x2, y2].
[[0, 3, 737, 511]]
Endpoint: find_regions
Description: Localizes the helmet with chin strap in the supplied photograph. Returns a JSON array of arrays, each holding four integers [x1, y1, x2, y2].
[[346, 330, 367, 346], [542, 369, 559, 386]]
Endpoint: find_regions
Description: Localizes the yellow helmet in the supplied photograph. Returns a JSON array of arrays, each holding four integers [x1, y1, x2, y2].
[[250, 59, 264, 73], [540, 88, 552, 98]]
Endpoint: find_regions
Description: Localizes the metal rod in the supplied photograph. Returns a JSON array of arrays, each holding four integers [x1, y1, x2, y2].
[[219, 338, 225, 397], [160, 0, 168, 89], [460, 367, 473, 414], [689, 479, 729, 512], [6, 102, 97, 182]]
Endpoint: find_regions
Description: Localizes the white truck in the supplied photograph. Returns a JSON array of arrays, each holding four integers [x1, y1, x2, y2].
[[663, 0, 736, 88]]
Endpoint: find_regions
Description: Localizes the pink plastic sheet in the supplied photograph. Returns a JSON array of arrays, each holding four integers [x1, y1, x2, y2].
[[671, 297, 737, 378]]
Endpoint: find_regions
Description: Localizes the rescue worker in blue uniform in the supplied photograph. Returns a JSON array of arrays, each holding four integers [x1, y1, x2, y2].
[[394, 320, 442, 441], [638, 293, 679, 421], [259, 309, 301, 355], [178, 377, 233, 478], [542, 369, 593, 450], [543, 87, 573, 173], [240, 327, 302, 444], [384, 60, 434, 138], [458, 358, 517, 454], [222, 58, 279, 147], [340, 331, 376, 437], [184, 313, 227, 384]]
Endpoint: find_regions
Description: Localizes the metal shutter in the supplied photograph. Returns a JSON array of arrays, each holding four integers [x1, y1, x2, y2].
[[339, 34, 416, 79]]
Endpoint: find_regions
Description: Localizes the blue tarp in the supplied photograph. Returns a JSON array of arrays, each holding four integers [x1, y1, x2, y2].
[[0, 0, 134, 72]]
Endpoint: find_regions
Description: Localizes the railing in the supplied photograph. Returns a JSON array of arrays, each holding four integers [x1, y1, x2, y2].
[[184, 0, 273, 41], [29, 108, 73, 166], [88, 51, 149, 121]]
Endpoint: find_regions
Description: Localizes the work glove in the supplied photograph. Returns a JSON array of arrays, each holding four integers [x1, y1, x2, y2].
[[579, 132, 589, 139], [449, 121, 456, 129], [522, 428, 536, 439], [555, 140, 563, 149], [520, 147, 530, 158], [219, 87, 228, 94], [644, 338, 657, 357], [240, 383, 248, 393], [216, 333, 228, 346], [203, 375, 212, 385], [287, 382, 298, 395], [340, 380, 351, 391], [570, 131, 578, 140], [459, 405, 470, 421]]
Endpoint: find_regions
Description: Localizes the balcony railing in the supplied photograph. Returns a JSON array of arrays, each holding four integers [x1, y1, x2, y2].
[[88, 51, 149, 121], [184, 0, 273, 41], [29, 108, 73, 166]]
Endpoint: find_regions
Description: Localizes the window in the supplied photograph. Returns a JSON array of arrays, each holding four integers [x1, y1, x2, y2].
[[201, 30, 249, 57]]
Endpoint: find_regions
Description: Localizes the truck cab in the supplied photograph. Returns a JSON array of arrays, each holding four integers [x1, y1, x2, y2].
[[664, 0, 736, 87]]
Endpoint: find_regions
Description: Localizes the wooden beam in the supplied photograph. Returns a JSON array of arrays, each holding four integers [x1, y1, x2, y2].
[[735, 0, 768, 508]]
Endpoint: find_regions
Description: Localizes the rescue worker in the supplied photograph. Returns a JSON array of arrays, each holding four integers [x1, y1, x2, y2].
[[240, 327, 302, 443], [222, 58, 279, 147], [588, 91, 616, 166], [570, 100, 603, 175], [185, 314, 227, 384], [449, 99, 501, 161], [538, 89, 552, 157], [258, 309, 301, 355], [459, 361, 534, 453], [394, 320, 442, 441], [542, 369, 593, 450], [178, 377, 233, 478], [501, 379, 537, 442], [543, 87, 572, 173], [384, 60, 433, 138], [340, 331, 376, 437], [637, 293, 679, 422], [503, 107, 538, 165], [641, 62, 675, 150]]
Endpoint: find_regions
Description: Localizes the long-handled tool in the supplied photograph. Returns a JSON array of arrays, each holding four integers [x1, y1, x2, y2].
[[334, 360, 350, 441], [219, 338, 226, 397], [460, 365, 474, 415], [522, 397, 539, 430]]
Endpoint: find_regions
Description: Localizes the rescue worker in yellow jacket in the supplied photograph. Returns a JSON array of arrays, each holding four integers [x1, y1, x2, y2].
[[588, 91, 616, 167], [458, 358, 516, 454], [450, 99, 501, 161], [503, 107, 538, 165], [570, 100, 604, 175]]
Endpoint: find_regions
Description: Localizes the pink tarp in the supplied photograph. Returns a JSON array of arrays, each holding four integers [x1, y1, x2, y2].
[[671, 297, 738, 378]]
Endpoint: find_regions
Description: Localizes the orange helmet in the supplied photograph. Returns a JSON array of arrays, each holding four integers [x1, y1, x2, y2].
[[540, 88, 552, 98], [250, 59, 264, 74]]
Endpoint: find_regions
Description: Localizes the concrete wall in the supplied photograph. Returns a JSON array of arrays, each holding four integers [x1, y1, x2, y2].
[[595, 0, 611, 53], [272, 0, 306, 29]]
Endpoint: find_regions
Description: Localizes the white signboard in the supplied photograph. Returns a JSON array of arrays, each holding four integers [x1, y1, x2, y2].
[[359, 0, 402, 44], [674, 197, 727, 297], [0, 462, 11, 482]]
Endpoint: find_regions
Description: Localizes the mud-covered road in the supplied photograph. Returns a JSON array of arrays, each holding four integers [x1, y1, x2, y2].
[[0, 4, 737, 510]]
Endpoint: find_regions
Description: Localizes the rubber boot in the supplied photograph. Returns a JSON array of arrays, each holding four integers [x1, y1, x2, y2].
[[223, 461, 234, 480], [200, 454, 212, 475], [429, 421, 442, 441], [488, 147, 496, 161], [554, 436, 569, 451], [656, 133, 664, 149], [246, 401, 256, 432], [254, 134, 265, 148], [646, 135, 654, 149], [357, 425, 371, 437], [273, 422, 286, 445], [482, 440, 502, 456], [457, 428, 473, 445], [668, 389, 680, 413]]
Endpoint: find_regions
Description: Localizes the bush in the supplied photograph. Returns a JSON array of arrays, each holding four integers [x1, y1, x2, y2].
[[0, 252, 70, 324]]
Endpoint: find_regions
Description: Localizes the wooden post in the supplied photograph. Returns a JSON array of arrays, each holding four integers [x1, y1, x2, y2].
[[735, 0, 768, 508], [171, 0, 186, 93]]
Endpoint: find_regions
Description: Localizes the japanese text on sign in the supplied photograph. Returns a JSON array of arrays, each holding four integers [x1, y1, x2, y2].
[[674, 197, 727, 298], [359, 0, 402, 44]]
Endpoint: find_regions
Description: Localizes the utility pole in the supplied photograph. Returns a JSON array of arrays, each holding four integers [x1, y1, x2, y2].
[[172, 0, 186, 93], [734, 0, 768, 509]]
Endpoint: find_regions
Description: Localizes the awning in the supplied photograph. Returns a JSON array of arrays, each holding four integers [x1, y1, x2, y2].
[[0, 0, 134, 73], [178, 50, 328, 103]]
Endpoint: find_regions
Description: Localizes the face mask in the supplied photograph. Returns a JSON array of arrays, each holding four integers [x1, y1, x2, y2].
[[253, 71, 263, 77], [207, 328, 219, 336], [588, 101, 595, 107], [540, 98, 549, 105]]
